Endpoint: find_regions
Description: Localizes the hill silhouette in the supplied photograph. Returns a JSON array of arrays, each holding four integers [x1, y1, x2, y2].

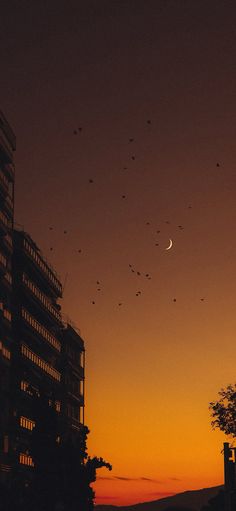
[[95, 485, 223, 511]]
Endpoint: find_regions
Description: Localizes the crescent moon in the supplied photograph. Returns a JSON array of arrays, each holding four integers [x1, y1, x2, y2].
[[165, 239, 173, 250]]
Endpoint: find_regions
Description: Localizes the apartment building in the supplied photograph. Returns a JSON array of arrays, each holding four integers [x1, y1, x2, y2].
[[0, 112, 85, 492], [0, 111, 15, 485]]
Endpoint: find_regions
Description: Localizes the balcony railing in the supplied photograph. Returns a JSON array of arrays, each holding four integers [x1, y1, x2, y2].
[[0, 210, 11, 233], [22, 273, 62, 323], [4, 194, 13, 214], [0, 251, 7, 272], [0, 341, 11, 360], [3, 233, 13, 254], [3, 163, 15, 181], [0, 303, 12, 323], [21, 343, 61, 382], [21, 307, 61, 352], [23, 238, 62, 297], [0, 169, 9, 196]]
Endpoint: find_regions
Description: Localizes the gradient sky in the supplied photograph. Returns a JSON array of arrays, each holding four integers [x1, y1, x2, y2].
[[1, 0, 236, 505]]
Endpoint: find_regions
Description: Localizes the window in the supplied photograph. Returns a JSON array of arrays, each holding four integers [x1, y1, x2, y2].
[[20, 416, 35, 431], [0, 341, 11, 360], [19, 453, 34, 467]]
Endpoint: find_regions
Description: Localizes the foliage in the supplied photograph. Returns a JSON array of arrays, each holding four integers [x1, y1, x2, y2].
[[29, 389, 111, 511], [209, 384, 236, 438]]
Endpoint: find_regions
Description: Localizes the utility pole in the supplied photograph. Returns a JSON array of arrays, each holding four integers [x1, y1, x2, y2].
[[224, 442, 236, 511]]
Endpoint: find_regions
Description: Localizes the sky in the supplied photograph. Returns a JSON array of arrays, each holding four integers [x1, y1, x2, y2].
[[1, 0, 236, 505]]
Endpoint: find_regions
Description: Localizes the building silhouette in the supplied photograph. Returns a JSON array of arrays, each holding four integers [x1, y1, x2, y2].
[[0, 112, 85, 493], [0, 111, 15, 484]]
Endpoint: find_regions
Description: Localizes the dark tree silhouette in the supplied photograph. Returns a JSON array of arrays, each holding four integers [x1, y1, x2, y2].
[[209, 384, 236, 437], [28, 388, 111, 511], [60, 424, 112, 511]]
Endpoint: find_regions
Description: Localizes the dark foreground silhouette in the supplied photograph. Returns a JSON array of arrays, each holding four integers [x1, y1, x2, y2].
[[95, 485, 223, 511], [0, 389, 111, 511]]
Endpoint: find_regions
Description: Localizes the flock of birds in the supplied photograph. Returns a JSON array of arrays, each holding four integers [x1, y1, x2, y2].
[[45, 121, 222, 308]]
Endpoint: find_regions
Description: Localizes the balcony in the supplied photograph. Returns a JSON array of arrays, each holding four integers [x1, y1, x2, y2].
[[3, 163, 15, 181], [23, 238, 62, 298], [0, 251, 7, 275], [0, 169, 9, 197], [21, 307, 61, 352], [4, 194, 13, 216], [0, 210, 11, 235], [22, 273, 62, 325], [2, 271, 12, 291], [2, 233, 13, 254], [0, 304, 12, 328], [0, 112, 16, 164], [21, 343, 61, 382]]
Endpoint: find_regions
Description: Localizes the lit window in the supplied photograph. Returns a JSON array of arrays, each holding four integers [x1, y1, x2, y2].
[[19, 453, 34, 467], [20, 416, 35, 431], [0, 341, 11, 359]]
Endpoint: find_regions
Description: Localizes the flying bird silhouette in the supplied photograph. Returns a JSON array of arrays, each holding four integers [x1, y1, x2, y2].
[[89, 179, 94, 183]]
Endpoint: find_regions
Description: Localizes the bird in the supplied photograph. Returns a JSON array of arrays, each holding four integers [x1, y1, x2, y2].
[[129, 138, 134, 142], [78, 127, 82, 132], [157, 230, 160, 234], [92, 301, 95, 305], [77, 249, 82, 253], [49, 227, 53, 231], [123, 166, 128, 170], [122, 195, 126, 199], [173, 298, 177, 302], [63, 230, 67, 234], [178, 225, 184, 230], [97, 288, 101, 292], [216, 162, 220, 167], [50, 247, 53, 251], [146, 222, 150, 225], [129, 264, 132, 268], [137, 271, 141, 276], [188, 205, 192, 209], [200, 298, 205, 301], [131, 269, 135, 273], [147, 120, 151, 124], [73, 130, 77, 135], [131, 156, 135, 160], [118, 302, 123, 306], [96, 280, 100, 285], [145, 274, 149, 277], [136, 293, 139, 296], [155, 243, 159, 246], [165, 220, 170, 224], [89, 179, 94, 184]]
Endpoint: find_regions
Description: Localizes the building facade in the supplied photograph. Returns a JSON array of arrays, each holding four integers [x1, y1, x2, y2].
[[0, 112, 85, 492], [0, 111, 15, 485]]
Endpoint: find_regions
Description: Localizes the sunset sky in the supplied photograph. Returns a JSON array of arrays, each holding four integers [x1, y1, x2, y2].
[[2, 0, 236, 505]]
